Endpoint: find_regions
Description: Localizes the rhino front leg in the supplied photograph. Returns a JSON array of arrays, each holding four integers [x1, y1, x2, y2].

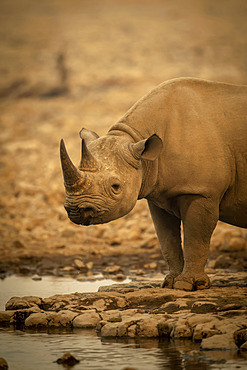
[[148, 200, 184, 288], [174, 196, 218, 291]]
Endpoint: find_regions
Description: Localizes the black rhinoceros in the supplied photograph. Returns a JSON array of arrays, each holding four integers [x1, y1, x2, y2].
[[60, 77, 247, 291]]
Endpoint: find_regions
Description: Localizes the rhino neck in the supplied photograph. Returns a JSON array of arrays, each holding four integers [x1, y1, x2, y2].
[[108, 122, 159, 199], [138, 158, 159, 199], [108, 122, 144, 142]]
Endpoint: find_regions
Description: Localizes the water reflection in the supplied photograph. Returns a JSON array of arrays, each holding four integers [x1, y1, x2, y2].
[[1, 327, 247, 370]]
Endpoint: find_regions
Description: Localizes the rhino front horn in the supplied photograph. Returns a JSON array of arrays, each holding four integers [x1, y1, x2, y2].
[[60, 139, 85, 190]]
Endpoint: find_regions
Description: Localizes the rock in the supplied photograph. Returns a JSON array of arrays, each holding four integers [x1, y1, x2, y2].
[[0, 357, 8, 370], [114, 273, 126, 281], [86, 261, 94, 269], [100, 311, 162, 338], [160, 302, 180, 313], [48, 310, 78, 327], [56, 353, 80, 366], [240, 342, 247, 350], [221, 231, 247, 252], [100, 310, 144, 337], [6, 296, 42, 310], [171, 319, 193, 339], [200, 333, 238, 350], [136, 316, 160, 337], [101, 310, 122, 322], [129, 269, 145, 276], [25, 310, 78, 327], [73, 258, 87, 271], [214, 255, 233, 269], [32, 274, 42, 281], [233, 328, 247, 348], [157, 319, 173, 337], [98, 280, 162, 293], [0, 311, 15, 324], [210, 271, 247, 287], [193, 321, 222, 341], [187, 314, 214, 328], [101, 322, 119, 337], [144, 262, 157, 269], [191, 301, 218, 314], [224, 236, 246, 251], [5, 297, 33, 310], [25, 312, 48, 327], [102, 265, 122, 274], [72, 310, 100, 328]]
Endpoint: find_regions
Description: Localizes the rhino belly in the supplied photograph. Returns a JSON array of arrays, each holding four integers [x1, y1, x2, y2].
[[219, 188, 247, 228]]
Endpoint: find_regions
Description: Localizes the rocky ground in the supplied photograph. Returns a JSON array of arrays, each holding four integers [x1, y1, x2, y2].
[[0, 0, 247, 352]]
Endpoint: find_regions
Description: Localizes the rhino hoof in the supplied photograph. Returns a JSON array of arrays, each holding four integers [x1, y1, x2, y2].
[[173, 280, 194, 291], [162, 274, 175, 289], [173, 274, 211, 291], [195, 279, 211, 290]]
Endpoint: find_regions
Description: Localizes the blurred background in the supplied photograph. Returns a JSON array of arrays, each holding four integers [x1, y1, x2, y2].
[[0, 0, 247, 278]]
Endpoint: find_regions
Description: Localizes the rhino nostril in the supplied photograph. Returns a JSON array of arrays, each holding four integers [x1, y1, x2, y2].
[[80, 207, 94, 215]]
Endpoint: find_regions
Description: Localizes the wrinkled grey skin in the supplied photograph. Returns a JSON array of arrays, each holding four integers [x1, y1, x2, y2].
[[60, 77, 247, 291]]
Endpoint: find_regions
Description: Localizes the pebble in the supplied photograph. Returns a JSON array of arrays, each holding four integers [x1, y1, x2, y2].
[[73, 258, 87, 270], [103, 265, 122, 274], [32, 274, 42, 281], [144, 262, 157, 269], [56, 353, 80, 366]]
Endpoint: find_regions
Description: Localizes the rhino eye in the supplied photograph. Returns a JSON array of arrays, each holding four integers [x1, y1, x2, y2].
[[111, 183, 121, 195]]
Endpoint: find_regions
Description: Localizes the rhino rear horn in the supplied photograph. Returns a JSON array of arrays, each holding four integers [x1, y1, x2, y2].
[[79, 128, 99, 143], [79, 128, 101, 171], [60, 139, 85, 188]]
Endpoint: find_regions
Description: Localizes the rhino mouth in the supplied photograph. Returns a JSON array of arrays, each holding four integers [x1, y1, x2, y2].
[[65, 206, 95, 226]]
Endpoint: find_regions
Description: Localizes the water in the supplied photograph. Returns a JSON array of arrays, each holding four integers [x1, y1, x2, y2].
[[0, 275, 129, 311], [0, 276, 247, 369], [1, 327, 247, 370]]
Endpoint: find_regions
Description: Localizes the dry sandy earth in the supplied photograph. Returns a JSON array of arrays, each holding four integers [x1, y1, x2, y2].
[[0, 0, 247, 279]]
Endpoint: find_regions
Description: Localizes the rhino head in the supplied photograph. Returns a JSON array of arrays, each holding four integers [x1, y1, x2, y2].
[[60, 128, 162, 226]]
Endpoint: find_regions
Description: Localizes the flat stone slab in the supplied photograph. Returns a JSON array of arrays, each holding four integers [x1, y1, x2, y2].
[[1, 277, 247, 351]]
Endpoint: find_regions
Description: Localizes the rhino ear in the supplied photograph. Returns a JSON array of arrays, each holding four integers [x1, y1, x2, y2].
[[79, 128, 99, 143], [131, 134, 163, 161]]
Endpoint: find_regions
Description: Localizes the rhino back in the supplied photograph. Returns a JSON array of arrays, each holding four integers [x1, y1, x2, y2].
[[115, 77, 247, 199]]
